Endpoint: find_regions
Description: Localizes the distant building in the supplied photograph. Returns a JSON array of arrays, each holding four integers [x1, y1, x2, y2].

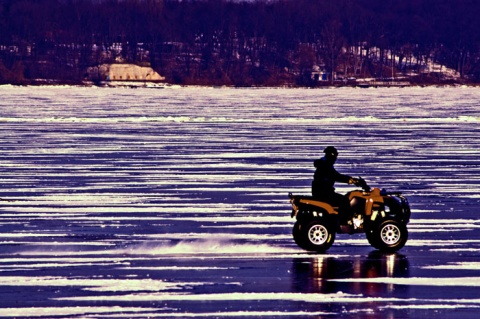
[[311, 70, 329, 81], [311, 64, 329, 81], [87, 63, 165, 82]]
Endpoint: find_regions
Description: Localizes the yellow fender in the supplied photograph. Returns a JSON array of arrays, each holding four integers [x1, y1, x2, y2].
[[297, 198, 338, 215], [348, 188, 386, 220]]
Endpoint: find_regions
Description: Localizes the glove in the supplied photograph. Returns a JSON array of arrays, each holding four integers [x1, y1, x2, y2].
[[349, 177, 359, 185]]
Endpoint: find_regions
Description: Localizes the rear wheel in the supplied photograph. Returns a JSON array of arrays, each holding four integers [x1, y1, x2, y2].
[[294, 219, 335, 252], [368, 219, 408, 252], [292, 221, 306, 249]]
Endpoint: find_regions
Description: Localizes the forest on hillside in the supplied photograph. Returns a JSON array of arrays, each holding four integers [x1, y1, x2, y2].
[[1, 0, 479, 86]]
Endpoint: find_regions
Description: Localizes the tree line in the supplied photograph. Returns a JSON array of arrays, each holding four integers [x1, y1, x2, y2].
[[1, 0, 479, 85]]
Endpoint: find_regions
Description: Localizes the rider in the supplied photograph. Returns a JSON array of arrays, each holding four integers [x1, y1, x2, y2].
[[312, 146, 359, 221]]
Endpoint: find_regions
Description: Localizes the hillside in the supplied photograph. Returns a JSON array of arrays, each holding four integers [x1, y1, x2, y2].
[[1, 0, 479, 86]]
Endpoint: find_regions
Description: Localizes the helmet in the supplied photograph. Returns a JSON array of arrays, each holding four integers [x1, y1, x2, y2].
[[323, 146, 338, 157]]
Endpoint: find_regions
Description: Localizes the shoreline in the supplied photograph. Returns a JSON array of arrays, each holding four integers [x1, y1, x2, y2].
[[1, 79, 479, 89]]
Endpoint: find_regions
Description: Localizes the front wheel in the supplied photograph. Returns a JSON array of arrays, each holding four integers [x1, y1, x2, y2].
[[295, 219, 335, 252], [368, 219, 408, 252]]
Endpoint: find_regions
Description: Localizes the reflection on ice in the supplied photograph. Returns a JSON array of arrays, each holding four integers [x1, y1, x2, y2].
[[292, 252, 410, 295], [331, 277, 480, 287]]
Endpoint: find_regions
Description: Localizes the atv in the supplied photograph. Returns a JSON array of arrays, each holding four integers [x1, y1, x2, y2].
[[288, 178, 411, 253]]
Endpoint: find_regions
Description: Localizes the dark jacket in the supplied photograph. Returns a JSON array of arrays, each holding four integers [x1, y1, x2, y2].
[[312, 157, 351, 194]]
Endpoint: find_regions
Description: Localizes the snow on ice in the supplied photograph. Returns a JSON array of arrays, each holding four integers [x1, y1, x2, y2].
[[0, 85, 479, 318]]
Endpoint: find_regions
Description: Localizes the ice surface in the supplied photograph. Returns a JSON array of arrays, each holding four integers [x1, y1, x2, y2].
[[0, 86, 479, 318]]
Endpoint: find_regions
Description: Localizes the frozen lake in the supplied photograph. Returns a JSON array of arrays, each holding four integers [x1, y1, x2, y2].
[[0, 85, 479, 318]]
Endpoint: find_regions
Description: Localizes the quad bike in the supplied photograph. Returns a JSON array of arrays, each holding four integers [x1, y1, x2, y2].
[[288, 178, 411, 253]]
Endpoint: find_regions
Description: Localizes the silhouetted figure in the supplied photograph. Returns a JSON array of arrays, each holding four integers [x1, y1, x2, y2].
[[312, 146, 358, 220]]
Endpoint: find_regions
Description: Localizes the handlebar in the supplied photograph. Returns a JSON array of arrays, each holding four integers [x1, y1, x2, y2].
[[355, 177, 371, 192], [355, 178, 404, 196]]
